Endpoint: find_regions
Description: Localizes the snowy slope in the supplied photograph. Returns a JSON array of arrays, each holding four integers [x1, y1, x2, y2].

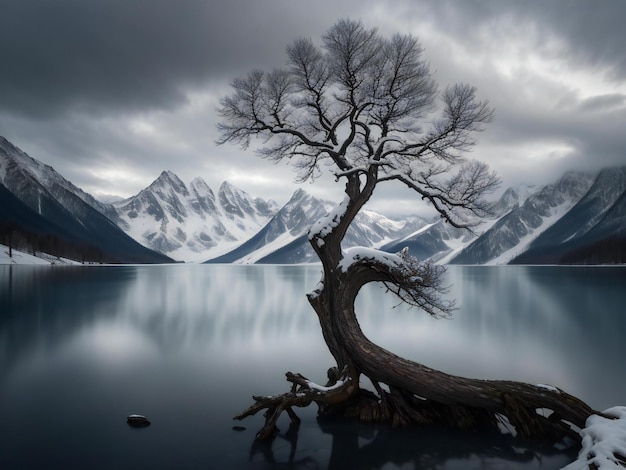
[[207, 190, 427, 264], [0, 137, 120, 223], [379, 184, 532, 263], [512, 166, 626, 264], [379, 173, 597, 265], [449, 171, 595, 265], [205, 188, 330, 263], [0, 243, 85, 265], [1, 243, 51, 264]]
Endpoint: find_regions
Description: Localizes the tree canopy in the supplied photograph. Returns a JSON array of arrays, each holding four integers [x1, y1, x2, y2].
[[217, 18, 499, 229]]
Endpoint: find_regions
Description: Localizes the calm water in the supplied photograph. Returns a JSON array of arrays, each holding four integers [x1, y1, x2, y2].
[[1, 264, 625, 469]]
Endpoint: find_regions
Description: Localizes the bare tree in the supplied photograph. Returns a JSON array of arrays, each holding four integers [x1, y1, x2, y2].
[[217, 19, 595, 442]]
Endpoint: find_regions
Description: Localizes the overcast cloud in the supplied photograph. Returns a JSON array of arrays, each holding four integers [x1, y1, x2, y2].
[[1, 0, 625, 216]]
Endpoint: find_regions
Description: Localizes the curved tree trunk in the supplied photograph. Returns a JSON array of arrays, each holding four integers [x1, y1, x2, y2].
[[235, 177, 597, 443], [328, 261, 595, 440]]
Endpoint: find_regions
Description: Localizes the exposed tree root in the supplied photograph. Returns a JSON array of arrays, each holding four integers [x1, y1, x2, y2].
[[234, 368, 357, 440], [235, 365, 595, 444], [239, 359, 595, 447], [336, 328, 596, 441]]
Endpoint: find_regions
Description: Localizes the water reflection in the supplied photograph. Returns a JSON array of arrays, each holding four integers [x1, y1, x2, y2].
[[243, 415, 577, 469], [0, 265, 327, 370], [2, 265, 625, 398], [0, 265, 136, 377], [2, 264, 626, 405], [1, 264, 625, 469]]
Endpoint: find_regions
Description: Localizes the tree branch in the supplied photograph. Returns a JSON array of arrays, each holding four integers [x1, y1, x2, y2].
[[378, 161, 499, 229]]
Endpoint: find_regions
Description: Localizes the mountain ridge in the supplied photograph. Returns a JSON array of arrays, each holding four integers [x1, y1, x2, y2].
[[1, 135, 624, 265]]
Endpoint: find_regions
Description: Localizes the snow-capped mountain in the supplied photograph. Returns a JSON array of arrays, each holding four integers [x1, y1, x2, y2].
[[109, 171, 279, 262], [0, 137, 119, 222], [3, 134, 624, 266], [206, 189, 428, 264], [205, 188, 330, 263], [381, 220, 472, 262], [488, 184, 537, 216], [0, 136, 172, 263]]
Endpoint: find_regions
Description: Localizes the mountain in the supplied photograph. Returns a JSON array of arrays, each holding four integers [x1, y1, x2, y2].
[[378, 183, 536, 262], [449, 171, 595, 264], [0, 180, 98, 260], [206, 189, 427, 264], [381, 220, 469, 262], [511, 167, 626, 264], [109, 172, 279, 262], [558, 191, 626, 264], [212, 168, 622, 266], [0, 136, 173, 263], [488, 184, 537, 216], [251, 210, 426, 264], [205, 189, 330, 263]]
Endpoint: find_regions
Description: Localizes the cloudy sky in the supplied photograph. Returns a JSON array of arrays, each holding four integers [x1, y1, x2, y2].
[[1, 0, 625, 216]]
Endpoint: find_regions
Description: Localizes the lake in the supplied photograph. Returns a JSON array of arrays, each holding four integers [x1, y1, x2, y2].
[[1, 264, 625, 469]]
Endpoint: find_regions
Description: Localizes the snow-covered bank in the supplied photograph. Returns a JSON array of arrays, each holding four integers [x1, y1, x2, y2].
[[0, 244, 82, 265], [564, 407, 626, 469]]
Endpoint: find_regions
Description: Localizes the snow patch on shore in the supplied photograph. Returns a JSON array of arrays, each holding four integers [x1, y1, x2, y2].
[[564, 406, 626, 469], [0, 244, 82, 265]]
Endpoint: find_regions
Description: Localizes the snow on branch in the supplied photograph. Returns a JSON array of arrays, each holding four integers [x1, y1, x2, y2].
[[338, 246, 454, 318], [386, 247, 455, 317], [338, 246, 404, 273], [308, 195, 350, 241]]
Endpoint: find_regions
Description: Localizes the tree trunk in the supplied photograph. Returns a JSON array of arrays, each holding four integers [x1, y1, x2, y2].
[[328, 261, 595, 439]]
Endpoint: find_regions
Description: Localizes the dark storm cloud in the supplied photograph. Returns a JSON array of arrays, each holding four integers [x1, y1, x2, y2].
[[523, 0, 626, 81], [3, 0, 623, 120], [2, 0, 203, 117], [0, 0, 356, 119]]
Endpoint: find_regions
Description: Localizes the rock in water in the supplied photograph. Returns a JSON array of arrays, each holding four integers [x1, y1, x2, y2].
[[127, 414, 151, 427]]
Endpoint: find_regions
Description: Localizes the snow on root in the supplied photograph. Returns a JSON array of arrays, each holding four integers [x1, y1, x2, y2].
[[563, 406, 626, 469]]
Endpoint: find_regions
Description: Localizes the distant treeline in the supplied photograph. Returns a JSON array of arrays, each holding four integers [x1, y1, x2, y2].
[[0, 222, 107, 263], [561, 236, 626, 265]]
